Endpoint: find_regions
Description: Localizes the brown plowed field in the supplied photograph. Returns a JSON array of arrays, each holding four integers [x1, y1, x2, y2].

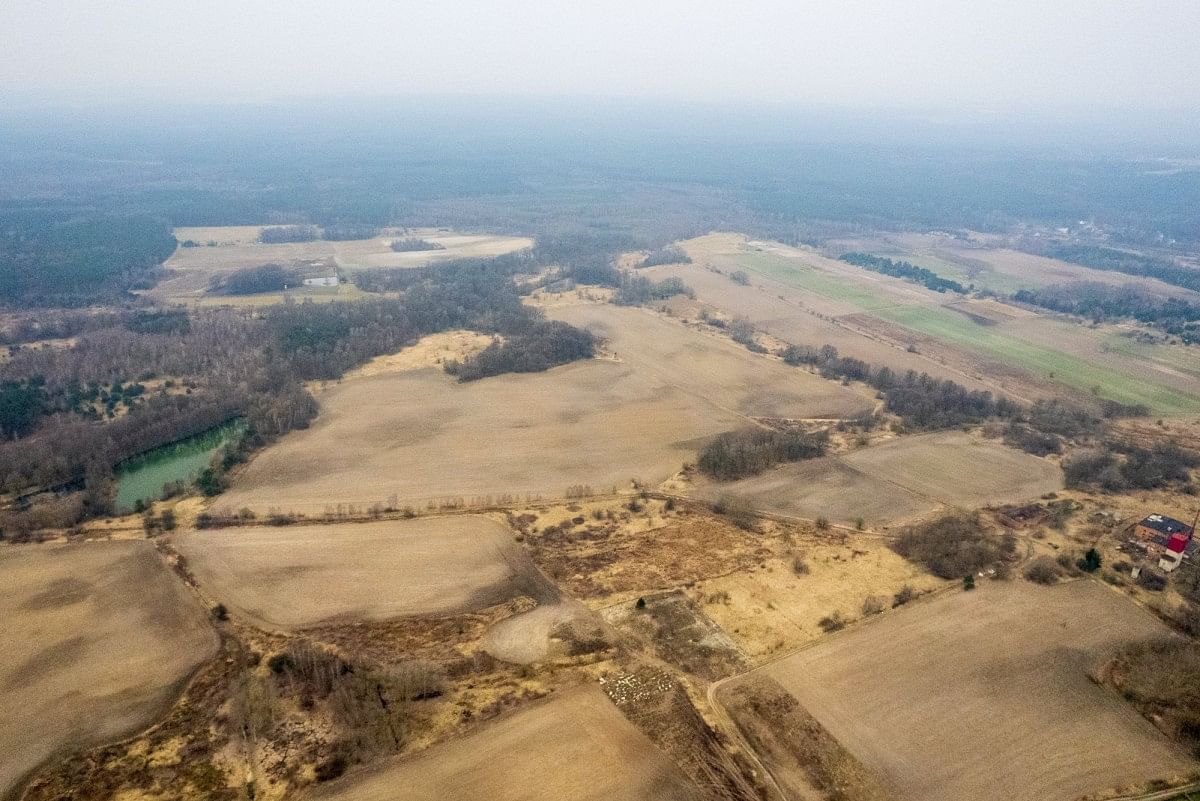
[[302, 684, 698, 801], [728, 580, 1196, 801], [172, 516, 548, 629], [0, 541, 217, 798]]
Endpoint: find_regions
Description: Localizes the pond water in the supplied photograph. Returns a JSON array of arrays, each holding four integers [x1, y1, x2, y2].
[[114, 419, 245, 512]]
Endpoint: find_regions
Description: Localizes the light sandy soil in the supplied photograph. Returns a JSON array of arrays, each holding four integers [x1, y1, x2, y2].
[[172, 517, 541, 630], [339, 330, 497, 379], [733, 580, 1197, 801], [301, 684, 698, 801], [221, 305, 870, 513], [687, 430, 1062, 524], [156, 226, 531, 301], [483, 599, 600, 664], [0, 540, 217, 798]]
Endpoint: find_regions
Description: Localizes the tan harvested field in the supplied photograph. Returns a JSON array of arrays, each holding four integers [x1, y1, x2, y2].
[[688, 456, 933, 524], [221, 304, 870, 513], [154, 226, 531, 301], [732, 580, 1196, 801], [172, 517, 543, 629], [0, 541, 217, 798], [688, 430, 1061, 523], [303, 684, 697, 801], [841, 430, 1063, 508]]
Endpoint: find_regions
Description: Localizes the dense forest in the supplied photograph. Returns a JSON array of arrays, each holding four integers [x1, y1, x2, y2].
[[839, 252, 967, 294], [0, 211, 176, 305], [1043, 245, 1200, 293], [1012, 282, 1200, 342]]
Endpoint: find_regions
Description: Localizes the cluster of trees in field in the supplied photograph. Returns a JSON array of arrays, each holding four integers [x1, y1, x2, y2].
[[839, 252, 966, 294], [390, 237, 445, 252], [0, 211, 177, 306], [445, 321, 594, 382], [613, 274, 693, 306], [639, 245, 691, 267], [258, 225, 320, 243], [210, 264, 302, 295], [1044, 244, 1200, 293], [780, 342, 1020, 428], [1063, 441, 1200, 492], [697, 427, 828, 480], [892, 512, 1016, 579], [1012, 282, 1200, 342]]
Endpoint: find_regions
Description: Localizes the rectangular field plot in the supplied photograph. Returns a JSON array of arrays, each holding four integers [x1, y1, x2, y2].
[[0, 541, 217, 797], [304, 685, 697, 801], [726, 581, 1196, 801], [172, 517, 542, 629], [688, 431, 1061, 524]]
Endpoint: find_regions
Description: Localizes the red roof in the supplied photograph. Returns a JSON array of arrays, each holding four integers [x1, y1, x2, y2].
[[1168, 532, 1189, 553]]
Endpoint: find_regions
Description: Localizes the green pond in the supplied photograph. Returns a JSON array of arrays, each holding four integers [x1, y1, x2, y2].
[[114, 419, 245, 512]]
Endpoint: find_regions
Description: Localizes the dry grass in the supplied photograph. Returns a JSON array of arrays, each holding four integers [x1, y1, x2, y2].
[[301, 685, 698, 801], [0, 541, 218, 797], [690, 534, 945, 659], [746, 580, 1196, 801]]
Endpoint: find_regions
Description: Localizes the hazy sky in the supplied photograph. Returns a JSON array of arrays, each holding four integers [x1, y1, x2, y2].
[[3, 0, 1199, 109]]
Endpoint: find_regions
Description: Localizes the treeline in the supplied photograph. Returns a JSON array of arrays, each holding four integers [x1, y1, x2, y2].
[[259, 224, 380, 243], [390, 237, 445, 252], [211, 264, 300, 295], [444, 321, 594, 382], [698, 428, 828, 480], [780, 342, 1020, 428], [0, 211, 176, 306], [259, 225, 319, 243], [640, 246, 692, 267], [839, 252, 966, 294], [1012, 282, 1200, 342], [1045, 244, 1200, 294]]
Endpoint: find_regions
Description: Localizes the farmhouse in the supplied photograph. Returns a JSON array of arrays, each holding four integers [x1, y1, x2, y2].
[[1132, 513, 1195, 572], [303, 274, 338, 287]]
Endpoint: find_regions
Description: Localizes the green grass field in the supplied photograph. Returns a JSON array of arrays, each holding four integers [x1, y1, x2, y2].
[[734, 247, 1200, 415], [877, 306, 1200, 415]]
